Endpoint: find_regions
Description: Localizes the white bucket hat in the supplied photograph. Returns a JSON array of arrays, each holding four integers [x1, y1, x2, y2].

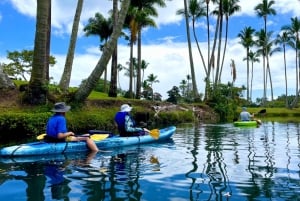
[[120, 104, 132, 112]]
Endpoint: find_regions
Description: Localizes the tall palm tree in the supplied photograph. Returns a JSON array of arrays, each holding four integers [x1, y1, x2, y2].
[[254, 0, 276, 105], [247, 50, 260, 102], [254, 0, 276, 36], [74, 0, 130, 102], [255, 29, 267, 103], [25, 0, 51, 105], [275, 31, 293, 107], [83, 12, 113, 93], [219, 0, 241, 81], [282, 17, 300, 108], [177, 0, 207, 75], [108, 0, 119, 97], [238, 26, 255, 102], [183, 0, 200, 101], [130, 0, 166, 99], [59, 0, 84, 92]]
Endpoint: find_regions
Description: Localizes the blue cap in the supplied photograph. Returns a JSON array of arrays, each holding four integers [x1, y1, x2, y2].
[[242, 107, 247, 111]]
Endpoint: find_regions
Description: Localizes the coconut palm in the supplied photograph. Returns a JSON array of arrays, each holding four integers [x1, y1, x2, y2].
[[59, 0, 84, 92], [74, 0, 130, 102], [25, 0, 51, 104], [146, 73, 159, 101], [275, 31, 293, 107], [238, 26, 255, 101], [219, 0, 241, 81], [130, 0, 166, 99], [176, 0, 207, 75], [183, 0, 200, 101], [282, 17, 300, 108], [108, 0, 119, 97], [254, 0, 276, 36], [83, 12, 113, 93], [254, 0, 276, 105], [247, 50, 260, 102]]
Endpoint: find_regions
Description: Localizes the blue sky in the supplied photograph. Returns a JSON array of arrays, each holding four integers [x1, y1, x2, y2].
[[0, 0, 299, 101]]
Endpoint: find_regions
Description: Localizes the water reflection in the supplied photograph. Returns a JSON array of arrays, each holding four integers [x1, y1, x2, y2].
[[1, 123, 300, 200]]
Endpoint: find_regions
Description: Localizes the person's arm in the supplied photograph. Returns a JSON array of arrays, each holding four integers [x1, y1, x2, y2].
[[124, 115, 143, 132], [56, 117, 74, 139]]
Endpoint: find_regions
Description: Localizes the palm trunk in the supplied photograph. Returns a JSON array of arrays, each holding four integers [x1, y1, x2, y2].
[[74, 0, 130, 103], [59, 0, 83, 92]]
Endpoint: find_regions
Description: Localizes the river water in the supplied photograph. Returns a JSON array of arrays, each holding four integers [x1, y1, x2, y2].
[[0, 122, 300, 201]]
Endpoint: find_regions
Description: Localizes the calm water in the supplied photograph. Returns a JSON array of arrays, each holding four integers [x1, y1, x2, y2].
[[0, 122, 300, 201]]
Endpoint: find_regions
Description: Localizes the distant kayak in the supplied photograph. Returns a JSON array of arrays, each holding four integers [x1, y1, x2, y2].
[[0, 126, 176, 157], [233, 121, 259, 127]]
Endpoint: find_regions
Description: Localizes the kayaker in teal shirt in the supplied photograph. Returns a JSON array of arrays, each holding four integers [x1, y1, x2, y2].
[[46, 102, 99, 152], [240, 107, 254, 121], [114, 104, 150, 137]]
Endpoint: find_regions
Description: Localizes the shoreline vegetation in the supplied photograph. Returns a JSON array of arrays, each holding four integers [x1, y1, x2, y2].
[[1, 88, 300, 146]]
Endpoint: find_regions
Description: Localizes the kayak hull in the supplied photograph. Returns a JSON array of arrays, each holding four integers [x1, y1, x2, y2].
[[233, 121, 257, 127], [0, 126, 176, 157]]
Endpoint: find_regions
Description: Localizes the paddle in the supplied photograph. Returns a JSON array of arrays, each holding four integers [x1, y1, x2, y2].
[[36, 133, 110, 141], [149, 129, 160, 140], [256, 109, 266, 115]]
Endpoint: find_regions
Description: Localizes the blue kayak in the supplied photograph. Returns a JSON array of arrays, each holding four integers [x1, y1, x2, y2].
[[0, 126, 176, 157]]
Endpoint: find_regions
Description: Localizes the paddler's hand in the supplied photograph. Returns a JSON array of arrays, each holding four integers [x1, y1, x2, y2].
[[67, 132, 75, 136]]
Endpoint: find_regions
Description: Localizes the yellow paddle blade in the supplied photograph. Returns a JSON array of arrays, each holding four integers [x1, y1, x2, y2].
[[37, 133, 46, 140], [36, 133, 109, 141], [149, 129, 160, 140], [90, 134, 109, 141]]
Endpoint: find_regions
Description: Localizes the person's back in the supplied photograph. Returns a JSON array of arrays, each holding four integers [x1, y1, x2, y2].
[[240, 107, 253, 121]]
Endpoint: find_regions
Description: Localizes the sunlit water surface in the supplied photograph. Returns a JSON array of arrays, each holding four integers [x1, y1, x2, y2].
[[0, 122, 300, 201]]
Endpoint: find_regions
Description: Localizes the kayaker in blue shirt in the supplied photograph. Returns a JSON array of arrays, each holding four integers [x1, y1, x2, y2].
[[114, 104, 150, 137], [46, 102, 99, 152], [240, 107, 254, 121]]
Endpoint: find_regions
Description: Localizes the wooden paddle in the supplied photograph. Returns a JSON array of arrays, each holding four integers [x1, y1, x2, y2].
[[149, 129, 160, 140], [36, 133, 110, 141]]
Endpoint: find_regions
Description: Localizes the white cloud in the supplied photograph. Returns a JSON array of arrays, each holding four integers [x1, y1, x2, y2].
[[6, 0, 300, 101]]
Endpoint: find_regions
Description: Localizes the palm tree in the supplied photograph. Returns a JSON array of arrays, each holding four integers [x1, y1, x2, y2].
[[219, 0, 241, 81], [247, 50, 260, 101], [83, 12, 113, 93], [254, 0, 276, 36], [238, 26, 255, 102], [176, 0, 207, 75], [108, 0, 119, 97], [183, 0, 200, 101], [140, 59, 149, 84], [254, 0, 276, 105], [25, 0, 51, 105], [59, 0, 84, 92], [130, 0, 166, 99], [275, 31, 293, 107], [146, 73, 159, 101], [74, 0, 130, 102], [282, 17, 300, 108], [255, 29, 267, 103]]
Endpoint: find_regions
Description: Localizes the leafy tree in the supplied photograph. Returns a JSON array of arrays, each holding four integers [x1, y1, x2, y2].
[[166, 86, 181, 104], [3, 50, 56, 81]]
